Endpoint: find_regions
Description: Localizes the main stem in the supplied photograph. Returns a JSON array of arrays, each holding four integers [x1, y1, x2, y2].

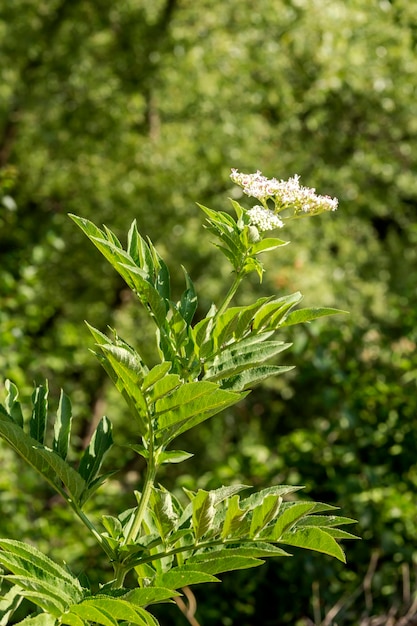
[[215, 268, 245, 319], [124, 455, 158, 546]]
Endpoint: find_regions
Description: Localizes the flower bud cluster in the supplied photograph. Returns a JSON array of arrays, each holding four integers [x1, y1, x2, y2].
[[247, 206, 284, 232], [230, 169, 338, 225]]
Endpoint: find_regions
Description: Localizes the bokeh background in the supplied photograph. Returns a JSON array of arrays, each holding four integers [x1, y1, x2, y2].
[[1, 1, 417, 624]]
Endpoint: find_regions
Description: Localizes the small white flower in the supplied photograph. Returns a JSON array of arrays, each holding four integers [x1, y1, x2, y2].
[[247, 205, 284, 231]]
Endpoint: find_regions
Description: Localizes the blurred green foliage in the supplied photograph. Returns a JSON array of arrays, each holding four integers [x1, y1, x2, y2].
[[1, 0, 417, 623]]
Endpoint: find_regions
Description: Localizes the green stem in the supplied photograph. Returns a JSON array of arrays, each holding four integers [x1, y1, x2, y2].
[[69, 499, 115, 561], [215, 269, 245, 319], [124, 457, 158, 546], [113, 562, 128, 589]]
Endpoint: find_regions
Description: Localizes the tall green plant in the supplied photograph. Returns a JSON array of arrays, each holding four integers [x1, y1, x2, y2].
[[0, 170, 355, 625]]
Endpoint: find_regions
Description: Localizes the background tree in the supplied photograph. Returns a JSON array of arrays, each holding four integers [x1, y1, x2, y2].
[[1, 0, 417, 623]]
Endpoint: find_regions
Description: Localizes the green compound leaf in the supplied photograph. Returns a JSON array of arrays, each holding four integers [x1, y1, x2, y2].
[[87, 324, 149, 436]]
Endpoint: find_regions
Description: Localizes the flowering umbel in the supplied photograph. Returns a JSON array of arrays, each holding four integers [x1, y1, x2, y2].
[[230, 169, 338, 232]]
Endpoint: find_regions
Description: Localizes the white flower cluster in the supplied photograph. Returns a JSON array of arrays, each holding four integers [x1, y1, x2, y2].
[[230, 168, 338, 217], [247, 205, 284, 232]]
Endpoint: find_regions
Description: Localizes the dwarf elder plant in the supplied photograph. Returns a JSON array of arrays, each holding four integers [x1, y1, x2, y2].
[[0, 170, 355, 625]]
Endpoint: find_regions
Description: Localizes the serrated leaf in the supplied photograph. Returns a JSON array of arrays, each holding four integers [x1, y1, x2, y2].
[[156, 387, 237, 429], [150, 489, 179, 537], [281, 307, 349, 326], [4, 576, 70, 615], [182, 555, 263, 575], [192, 490, 216, 540], [204, 340, 291, 382], [189, 543, 290, 561], [0, 584, 23, 625], [221, 365, 294, 391], [87, 325, 149, 436], [59, 613, 84, 626], [250, 237, 288, 254], [179, 266, 198, 325], [297, 515, 356, 528], [159, 450, 194, 464], [154, 568, 219, 590], [221, 495, 248, 539], [250, 495, 282, 537], [4, 380, 24, 427], [146, 374, 182, 403], [119, 264, 169, 326], [72, 597, 159, 626], [241, 485, 304, 511], [66, 603, 117, 626], [53, 390, 72, 460], [69, 216, 138, 290], [191, 315, 214, 352], [280, 527, 347, 562], [123, 587, 178, 606], [180, 484, 249, 527], [126, 220, 153, 276], [78, 416, 113, 487], [270, 502, 316, 540], [154, 382, 242, 442], [15, 614, 57, 626], [29, 383, 48, 444], [234, 297, 270, 338], [0, 539, 84, 590], [101, 515, 123, 540], [252, 293, 302, 332], [211, 307, 241, 349], [323, 528, 359, 540], [100, 344, 146, 380], [141, 363, 172, 392], [154, 256, 171, 302]]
